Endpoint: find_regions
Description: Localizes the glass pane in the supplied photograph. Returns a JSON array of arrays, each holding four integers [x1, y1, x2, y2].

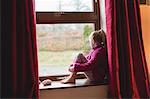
[[36, 24, 94, 76], [35, 0, 94, 12]]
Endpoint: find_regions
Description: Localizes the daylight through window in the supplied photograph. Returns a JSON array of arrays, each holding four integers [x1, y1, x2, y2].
[[36, 0, 100, 76]]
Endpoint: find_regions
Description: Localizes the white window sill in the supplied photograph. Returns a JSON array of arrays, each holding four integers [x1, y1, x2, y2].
[[39, 79, 108, 90]]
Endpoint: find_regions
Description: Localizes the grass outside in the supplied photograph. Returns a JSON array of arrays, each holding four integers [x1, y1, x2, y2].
[[38, 50, 82, 76]]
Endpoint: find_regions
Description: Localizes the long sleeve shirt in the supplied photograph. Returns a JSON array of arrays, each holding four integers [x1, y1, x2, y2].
[[70, 46, 108, 82]]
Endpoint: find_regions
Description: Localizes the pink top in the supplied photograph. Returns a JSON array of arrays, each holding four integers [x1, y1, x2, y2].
[[70, 46, 108, 83]]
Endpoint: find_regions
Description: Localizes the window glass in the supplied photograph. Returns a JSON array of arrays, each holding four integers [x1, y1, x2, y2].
[[35, 0, 94, 12], [36, 24, 94, 76]]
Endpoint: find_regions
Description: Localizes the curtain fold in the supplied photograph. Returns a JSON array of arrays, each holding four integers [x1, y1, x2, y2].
[[1, 0, 39, 98], [105, 0, 150, 98]]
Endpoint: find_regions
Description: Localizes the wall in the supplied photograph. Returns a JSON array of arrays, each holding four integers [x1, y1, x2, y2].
[[40, 85, 108, 99], [140, 5, 150, 78]]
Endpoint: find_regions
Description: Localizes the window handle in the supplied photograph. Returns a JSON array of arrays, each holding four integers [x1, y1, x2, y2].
[[54, 12, 65, 17], [60, 12, 65, 15]]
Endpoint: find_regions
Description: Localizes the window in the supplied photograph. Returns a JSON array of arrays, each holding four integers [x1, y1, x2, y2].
[[36, 0, 100, 77], [37, 24, 94, 76], [36, 0, 93, 12]]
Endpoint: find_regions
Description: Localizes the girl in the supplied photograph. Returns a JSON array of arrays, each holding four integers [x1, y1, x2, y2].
[[61, 29, 108, 84]]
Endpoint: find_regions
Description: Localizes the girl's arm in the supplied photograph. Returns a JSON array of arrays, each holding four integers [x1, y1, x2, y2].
[[69, 48, 105, 72]]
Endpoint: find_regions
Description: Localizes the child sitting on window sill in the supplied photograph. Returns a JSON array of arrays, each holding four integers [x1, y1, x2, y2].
[[61, 29, 109, 85]]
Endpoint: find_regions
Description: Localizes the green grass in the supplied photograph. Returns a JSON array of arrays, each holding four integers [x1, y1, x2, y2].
[[38, 50, 81, 66]]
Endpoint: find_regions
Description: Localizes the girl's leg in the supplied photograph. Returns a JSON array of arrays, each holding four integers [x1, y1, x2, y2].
[[73, 53, 87, 63], [61, 53, 87, 84]]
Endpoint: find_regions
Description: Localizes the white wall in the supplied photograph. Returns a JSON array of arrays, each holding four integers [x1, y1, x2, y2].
[[40, 85, 108, 99]]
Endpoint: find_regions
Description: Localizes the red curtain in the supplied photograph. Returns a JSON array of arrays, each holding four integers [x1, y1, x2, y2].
[[105, 0, 150, 98], [1, 0, 39, 98]]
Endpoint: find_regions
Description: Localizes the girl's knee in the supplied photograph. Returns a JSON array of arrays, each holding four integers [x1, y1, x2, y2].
[[77, 53, 84, 58]]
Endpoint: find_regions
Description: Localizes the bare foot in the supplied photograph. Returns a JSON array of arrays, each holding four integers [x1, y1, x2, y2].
[[61, 76, 75, 84]]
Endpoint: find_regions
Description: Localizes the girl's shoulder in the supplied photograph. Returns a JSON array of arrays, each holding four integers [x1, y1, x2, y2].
[[95, 47, 106, 55], [95, 46, 104, 51]]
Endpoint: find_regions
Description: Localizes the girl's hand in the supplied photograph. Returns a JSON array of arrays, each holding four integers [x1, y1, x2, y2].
[[69, 63, 80, 72], [69, 65, 75, 72]]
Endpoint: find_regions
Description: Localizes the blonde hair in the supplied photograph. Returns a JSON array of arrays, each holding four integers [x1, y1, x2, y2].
[[89, 29, 106, 47]]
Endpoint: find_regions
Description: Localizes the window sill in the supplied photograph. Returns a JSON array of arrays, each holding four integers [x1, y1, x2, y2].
[[39, 72, 86, 81], [39, 78, 108, 90]]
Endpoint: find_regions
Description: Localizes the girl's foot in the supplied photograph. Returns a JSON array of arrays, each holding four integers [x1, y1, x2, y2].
[[61, 76, 75, 84]]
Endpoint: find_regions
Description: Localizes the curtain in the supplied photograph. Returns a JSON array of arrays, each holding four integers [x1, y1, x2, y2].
[[105, 0, 150, 98], [1, 0, 39, 98]]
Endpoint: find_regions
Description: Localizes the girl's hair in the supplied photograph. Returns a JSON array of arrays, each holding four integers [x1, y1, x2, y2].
[[89, 29, 106, 47]]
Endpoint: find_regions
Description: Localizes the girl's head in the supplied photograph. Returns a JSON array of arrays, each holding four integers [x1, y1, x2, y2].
[[89, 29, 106, 49]]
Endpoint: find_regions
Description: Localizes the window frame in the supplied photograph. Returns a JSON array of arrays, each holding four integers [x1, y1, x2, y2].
[[36, 0, 100, 30], [36, 0, 101, 78], [140, 0, 146, 4]]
